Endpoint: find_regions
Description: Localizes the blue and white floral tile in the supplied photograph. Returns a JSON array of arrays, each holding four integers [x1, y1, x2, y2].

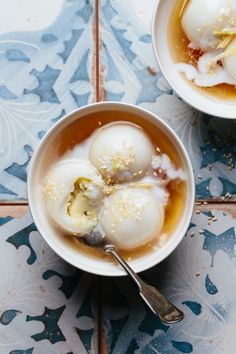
[[0, 0, 95, 201], [0, 212, 98, 354], [100, 0, 236, 200], [101, 208, 236, 354]]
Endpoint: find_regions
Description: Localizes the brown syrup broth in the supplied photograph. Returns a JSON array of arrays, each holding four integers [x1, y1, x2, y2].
[[168, 0, 236, 100], [42, 111, 187, 262]]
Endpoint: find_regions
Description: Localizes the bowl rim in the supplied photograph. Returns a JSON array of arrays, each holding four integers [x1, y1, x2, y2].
[[151, 0, 236, 120], [28, 101, 195, 276]]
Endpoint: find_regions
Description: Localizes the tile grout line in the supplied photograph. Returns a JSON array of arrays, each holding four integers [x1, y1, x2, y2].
[[94, 0, 104, 353], [97, 276, 102, 354], [0, 202, 28, 206], [95, 0, 100, 102]]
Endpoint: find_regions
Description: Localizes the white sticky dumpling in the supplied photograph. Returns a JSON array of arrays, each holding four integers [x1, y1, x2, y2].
[[43, 158, 103, 235], [182, 0, 236, 50], [224, 38, 236, 81], [100, 188, 165, 249], [89, 123, 153, 183]]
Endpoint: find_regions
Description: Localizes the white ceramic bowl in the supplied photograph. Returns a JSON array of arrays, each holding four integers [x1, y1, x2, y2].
[[152, 0, 236, 119], [28, 102, 195, 276]]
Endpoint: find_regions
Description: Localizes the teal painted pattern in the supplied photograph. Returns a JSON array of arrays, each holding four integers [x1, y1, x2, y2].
[[0, 0, 95, 200], [102, 209, 236, 353], [0, 213, 97, 353], [100, 0, 236, 199]]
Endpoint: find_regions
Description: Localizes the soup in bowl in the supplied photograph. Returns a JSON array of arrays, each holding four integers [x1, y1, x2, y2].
[[28, 102, 195, 276]]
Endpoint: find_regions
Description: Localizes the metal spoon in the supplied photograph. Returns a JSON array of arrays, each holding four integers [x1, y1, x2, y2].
[[82, 233, 184, 324]]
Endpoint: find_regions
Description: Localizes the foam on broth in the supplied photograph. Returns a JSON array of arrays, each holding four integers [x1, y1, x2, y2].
[[168, 0, 236, 101], [40, 110, 187, 262]]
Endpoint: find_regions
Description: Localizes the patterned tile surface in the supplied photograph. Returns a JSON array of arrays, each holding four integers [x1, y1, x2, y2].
[[0, 0, 95, 200], [1, 1, 236, 353], [101, 207, 236, 354], [100, 0, 236, 199], [0, 210, 97, 354]]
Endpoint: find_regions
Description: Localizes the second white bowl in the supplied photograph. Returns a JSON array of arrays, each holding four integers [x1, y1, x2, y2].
[[152, 0, 236, 119]]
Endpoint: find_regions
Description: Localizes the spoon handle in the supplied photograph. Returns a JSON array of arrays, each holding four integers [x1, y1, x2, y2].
[[104, 245, 184, 324]]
